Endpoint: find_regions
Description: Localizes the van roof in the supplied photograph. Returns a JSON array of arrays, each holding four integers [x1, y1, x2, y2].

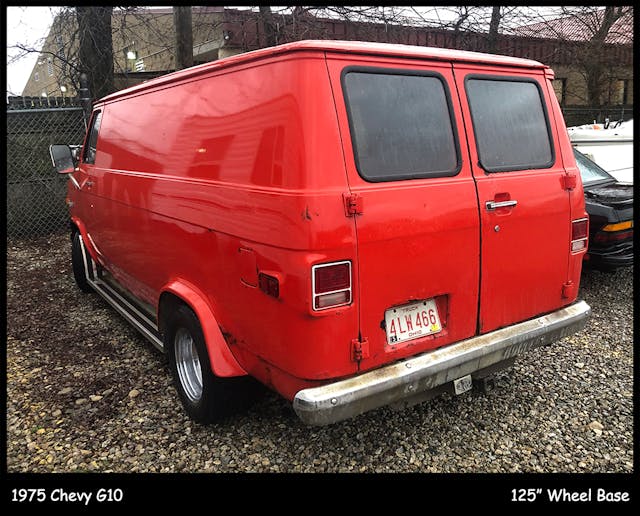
[[100, 40, 548, 103]]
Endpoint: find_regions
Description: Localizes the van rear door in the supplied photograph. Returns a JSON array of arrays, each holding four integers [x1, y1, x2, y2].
[[326, 53, 480, 371], [452, 65, 572, 333]]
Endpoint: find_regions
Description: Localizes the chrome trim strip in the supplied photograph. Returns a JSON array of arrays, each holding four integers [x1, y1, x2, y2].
[[87, 276, 164, 352], [98, 279, 157, 329], [78, 234, 163, 352], [293, 300, 591, 426]]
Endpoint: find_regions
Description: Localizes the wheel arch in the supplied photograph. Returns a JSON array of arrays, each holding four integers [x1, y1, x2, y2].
[[158, 279, 247, 378], [69, 216, 100, 264]]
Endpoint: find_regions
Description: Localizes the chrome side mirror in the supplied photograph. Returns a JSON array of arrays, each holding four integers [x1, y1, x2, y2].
[[49, 144, 75, 174]]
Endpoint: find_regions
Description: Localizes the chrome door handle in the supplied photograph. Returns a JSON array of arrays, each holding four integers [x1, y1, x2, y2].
[[85, 180, 94, 187], [485, 200, 517, 211]]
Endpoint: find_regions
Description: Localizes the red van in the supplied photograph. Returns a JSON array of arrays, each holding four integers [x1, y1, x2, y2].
[[50, 40, 591, 425]]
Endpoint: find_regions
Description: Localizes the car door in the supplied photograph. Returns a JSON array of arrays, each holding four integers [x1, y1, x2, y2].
[[326, 52, 481, 371], [76, 109, 108, 262], [452, 65, 572, 333]]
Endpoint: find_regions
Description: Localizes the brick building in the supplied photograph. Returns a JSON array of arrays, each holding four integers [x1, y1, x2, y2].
[[22, 7, 633, 109]]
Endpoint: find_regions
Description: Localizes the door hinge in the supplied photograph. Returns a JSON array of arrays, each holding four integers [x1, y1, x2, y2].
[[343, 193, 363, 216], [562, 281, 575, 299], [561, 174, 577, 190], [351, 337, 370, 362]]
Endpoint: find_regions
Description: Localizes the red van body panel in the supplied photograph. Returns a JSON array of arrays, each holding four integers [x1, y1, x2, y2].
[[65, 41, 589, 413], [71, 52, 361, 384]]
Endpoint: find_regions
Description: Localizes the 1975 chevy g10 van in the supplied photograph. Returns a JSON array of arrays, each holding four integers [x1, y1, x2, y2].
[[50, 40, 591, 425]]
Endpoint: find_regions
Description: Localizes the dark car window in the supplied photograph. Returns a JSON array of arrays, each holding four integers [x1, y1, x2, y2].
[[83, 110, 102, 165], [573, 148, 616, 185], [465, 77, 554, 172], [342, 69, 460, 182]]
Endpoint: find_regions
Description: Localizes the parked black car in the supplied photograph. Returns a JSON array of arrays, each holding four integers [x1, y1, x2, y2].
[[573, 148, 633, 271]]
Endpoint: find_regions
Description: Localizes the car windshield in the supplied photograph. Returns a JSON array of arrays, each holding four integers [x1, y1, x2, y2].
[[573, 148, 616, 184]]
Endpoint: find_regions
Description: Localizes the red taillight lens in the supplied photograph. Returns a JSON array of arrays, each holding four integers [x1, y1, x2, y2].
[[572, 218, 588, 240], [312, 261, 351, 310], [571, 218, 588, 252], [593, 229, 633, 244]]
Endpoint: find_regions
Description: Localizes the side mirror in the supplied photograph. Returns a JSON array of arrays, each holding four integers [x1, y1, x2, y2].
[[49, 144, 75, 174]]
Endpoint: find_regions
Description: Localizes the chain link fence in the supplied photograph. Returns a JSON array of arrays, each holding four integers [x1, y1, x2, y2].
[[7, 96, 86, 238]]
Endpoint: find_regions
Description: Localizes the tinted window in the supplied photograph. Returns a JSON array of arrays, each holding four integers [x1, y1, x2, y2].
[[83, 111, 102, 164], [573, 148, 615, 184], [343, 70, 459, 181], [466, 78, 553, 172]]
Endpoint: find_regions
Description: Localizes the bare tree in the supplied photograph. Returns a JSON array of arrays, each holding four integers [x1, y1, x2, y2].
[[510, 6, 633, 107], [76, 7, 114, 99], [174, 6, 194, 70]]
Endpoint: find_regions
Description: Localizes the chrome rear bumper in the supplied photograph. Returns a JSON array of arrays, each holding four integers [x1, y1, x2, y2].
[[293, 300, 591, 426]]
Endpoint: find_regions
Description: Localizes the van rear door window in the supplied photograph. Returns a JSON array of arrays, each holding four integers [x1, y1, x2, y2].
[[465, 77, 554, 172], [342, 68, 461, 182], [83, 110, 102, 165]]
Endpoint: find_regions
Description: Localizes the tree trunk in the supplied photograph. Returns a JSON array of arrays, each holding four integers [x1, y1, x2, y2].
[[259, 6, 278, 47], [76, 7, 114, 100], [487, 6, 501, 54], [174, 6, 193, 70]]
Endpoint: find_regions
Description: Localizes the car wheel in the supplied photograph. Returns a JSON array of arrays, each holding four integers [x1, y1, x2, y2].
[[166, 304, 251, 424], [71, 230, 93, 293]]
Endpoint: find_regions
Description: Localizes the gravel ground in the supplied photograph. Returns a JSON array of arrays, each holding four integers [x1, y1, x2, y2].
[[6, 232, 633, 473]]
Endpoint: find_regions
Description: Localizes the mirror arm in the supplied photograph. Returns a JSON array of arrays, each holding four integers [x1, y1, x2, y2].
[[68, 174, 80, 189]]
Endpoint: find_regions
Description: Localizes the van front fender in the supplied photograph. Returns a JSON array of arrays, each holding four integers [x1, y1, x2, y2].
[[159, 279, 247, 378]]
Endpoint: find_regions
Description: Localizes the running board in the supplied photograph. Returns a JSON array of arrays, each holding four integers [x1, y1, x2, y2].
[[79, 235, 164, 352]]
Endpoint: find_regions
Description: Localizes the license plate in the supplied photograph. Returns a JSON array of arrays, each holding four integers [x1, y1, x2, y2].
[[385, 298, 442, 345], [454, 375, 472, 395]]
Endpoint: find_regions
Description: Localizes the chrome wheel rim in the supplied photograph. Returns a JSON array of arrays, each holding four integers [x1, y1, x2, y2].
[[175, 328, 203, 402]]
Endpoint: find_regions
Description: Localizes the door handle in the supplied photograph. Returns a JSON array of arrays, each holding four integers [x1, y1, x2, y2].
[[485, 200, 517, 211], [85, 180, 94, 187]]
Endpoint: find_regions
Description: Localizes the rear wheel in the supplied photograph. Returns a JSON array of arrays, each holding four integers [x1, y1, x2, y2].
[[166, 305, 253, 424], [71, 230, 93, 293]]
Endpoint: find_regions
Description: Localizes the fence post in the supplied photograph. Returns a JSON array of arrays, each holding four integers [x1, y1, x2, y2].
[[79, 73, 92, 129]]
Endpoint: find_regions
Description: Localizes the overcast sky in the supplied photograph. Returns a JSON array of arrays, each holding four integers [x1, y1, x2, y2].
[[6, 6, 61, 97]]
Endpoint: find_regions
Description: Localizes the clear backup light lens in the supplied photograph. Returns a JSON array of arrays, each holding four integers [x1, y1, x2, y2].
[[571, 218, 588, 253], [312, 261, 352, 311]]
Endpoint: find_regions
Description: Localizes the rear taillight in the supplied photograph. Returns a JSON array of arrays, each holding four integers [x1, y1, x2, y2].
[[312, 261, 351, 310], [571, 218, 588, 252]]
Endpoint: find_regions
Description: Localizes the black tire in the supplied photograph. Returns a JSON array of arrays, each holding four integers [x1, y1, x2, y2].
[[165, 304, 254, 424], [71, 230, 93, 293]]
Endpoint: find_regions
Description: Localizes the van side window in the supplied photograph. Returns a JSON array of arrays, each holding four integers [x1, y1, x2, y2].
[[465, 77, 554, 172], [342, 69, 461, 182], [83, 111, 102, 165]]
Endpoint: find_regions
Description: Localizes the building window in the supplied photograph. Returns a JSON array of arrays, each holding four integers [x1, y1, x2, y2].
[[619, 79, 629, 105], [34, 72, 40, 82], [47, 57, 53, 76], [553, 78, 567, 106]]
